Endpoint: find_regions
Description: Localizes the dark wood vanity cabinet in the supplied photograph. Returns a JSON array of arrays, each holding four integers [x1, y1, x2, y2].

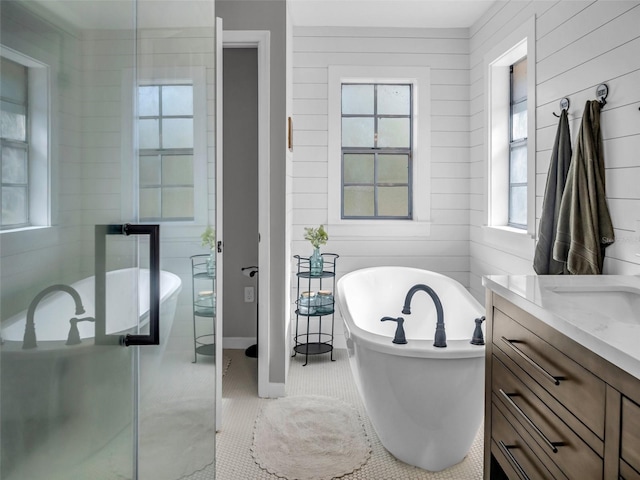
[[484, 292, 640, 480]]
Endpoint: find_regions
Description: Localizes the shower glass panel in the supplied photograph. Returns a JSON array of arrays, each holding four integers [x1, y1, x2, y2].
[[136, 2, 217, 480], [0, 0, 138, 478], [1, 0, 217, 479]]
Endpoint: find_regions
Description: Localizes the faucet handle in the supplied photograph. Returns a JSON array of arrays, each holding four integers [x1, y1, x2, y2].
[[381, 316, 408, 345], [470, 316, 485, 346]]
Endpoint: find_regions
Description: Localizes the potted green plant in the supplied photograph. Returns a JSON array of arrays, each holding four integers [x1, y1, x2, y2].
[[304, 225, 328, 276], [201, 225, 216, 277]]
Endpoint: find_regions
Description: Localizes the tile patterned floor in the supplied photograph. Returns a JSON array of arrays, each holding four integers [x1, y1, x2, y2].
[[216, 348, 483, 480]]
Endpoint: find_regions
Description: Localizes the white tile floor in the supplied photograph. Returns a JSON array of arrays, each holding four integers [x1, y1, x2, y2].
[[216, 348, 483, 480]]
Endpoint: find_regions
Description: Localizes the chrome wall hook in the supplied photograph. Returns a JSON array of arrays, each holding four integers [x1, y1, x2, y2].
[[553, 97, 570, 117], [596, 83, 608, 107]]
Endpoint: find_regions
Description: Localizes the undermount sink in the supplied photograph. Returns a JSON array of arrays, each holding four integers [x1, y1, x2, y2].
[[545, 285, 640, 324]]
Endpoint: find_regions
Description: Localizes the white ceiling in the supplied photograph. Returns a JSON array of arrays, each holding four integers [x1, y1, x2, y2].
[[26, 0, 495, 30], [287, 0, 496, 29]]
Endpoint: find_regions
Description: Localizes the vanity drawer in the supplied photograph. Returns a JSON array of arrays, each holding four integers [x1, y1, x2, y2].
[[492, 307, 606, 438], [621, 396, 640, 474], [492, 356, 603, 479], [620, 460, 640, 480], [491, 402, 566, 480]]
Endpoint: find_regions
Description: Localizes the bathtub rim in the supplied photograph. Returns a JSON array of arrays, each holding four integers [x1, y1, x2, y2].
[[337, 266, 485, 359]]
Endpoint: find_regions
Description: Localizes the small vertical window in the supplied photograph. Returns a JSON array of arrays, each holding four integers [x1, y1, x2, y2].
[[0, 56, 29, 229], [340, 84, 412, 219], [508, 58, 527, 228], [138, 84, 195, 221]]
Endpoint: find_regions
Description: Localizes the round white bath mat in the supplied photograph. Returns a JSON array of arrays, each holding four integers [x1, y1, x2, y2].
[[251, 395, 371, 480]]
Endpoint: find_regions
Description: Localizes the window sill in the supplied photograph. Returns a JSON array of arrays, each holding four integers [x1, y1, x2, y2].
[[0, 226, 59, 256], [481, 225, 535, 258], [328, 220, 431, 240]]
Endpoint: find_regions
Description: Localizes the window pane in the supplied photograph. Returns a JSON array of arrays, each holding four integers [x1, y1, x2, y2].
[[1, 101, 27, 142], [511, 100, 527, 141], [162, 155, 193, 185], [140, 187, 161, 219], [510, 144, 527, 184], [162, 187, 194, 218], [162, 118, 193, 149], [511, 58, 527, 103], [509, 186, 527, 226], [377, 85, 410, 115], [2, 146, 28, 183], [138, 86, 159, 116], [342, 85, 374, 115], [343, 154, 374, 184], [378, 186, 408, 217], [378, 118, 410, 148], [140, 155, 161, 186], [1, 186, 27, 225], [1, 57, 27, 104], [343, 186, 374, 217], [342, 117, 374, 147], [162, 86, 193, 116], [378, 154, 408, 184], [139, 119, 160, 149]]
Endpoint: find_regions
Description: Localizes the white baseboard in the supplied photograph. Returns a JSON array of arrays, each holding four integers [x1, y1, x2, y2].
[[223, 337, 256, 349]]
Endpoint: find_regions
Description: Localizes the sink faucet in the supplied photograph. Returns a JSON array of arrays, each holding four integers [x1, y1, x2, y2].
[[402, 284, 446, 348], [24, 284, 85, 349]]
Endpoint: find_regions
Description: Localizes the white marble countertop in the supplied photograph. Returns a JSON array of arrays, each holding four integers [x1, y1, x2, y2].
[[482, 274, 640, 381]]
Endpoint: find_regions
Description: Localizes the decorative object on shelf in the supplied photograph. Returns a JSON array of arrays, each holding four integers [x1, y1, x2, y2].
[[304, 224, 328, 276], [201, 225, 216, 277], [316, 290, 334, 314], [298, 291, 317, 315]]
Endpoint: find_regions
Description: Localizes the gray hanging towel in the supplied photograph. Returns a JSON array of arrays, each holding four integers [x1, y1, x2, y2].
[[534, 109, 572, 274], [553, 100, 615, 274]]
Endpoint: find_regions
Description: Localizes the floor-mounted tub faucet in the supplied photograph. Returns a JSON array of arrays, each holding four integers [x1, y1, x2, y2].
[[24, 284, 86, 349], [402, 284, 446, 348]]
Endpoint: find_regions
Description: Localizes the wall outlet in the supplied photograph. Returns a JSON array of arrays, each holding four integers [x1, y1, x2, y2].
[[244, 286, 255, 303]]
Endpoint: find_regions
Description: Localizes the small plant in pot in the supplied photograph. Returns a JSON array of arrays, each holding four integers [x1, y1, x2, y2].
[[304, 225, 328, 276], [201, 225, 216, 277]]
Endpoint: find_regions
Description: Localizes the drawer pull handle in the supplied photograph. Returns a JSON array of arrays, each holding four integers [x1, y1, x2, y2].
[[499, 389, 562, 454], [501, 337, 563, 386], [498, 440, 531, 480]]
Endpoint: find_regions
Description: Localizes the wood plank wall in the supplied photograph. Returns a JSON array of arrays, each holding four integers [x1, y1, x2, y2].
[[291, 26, 472, 283], [469, 1, 640, 300], [292, 0, 640, 330]]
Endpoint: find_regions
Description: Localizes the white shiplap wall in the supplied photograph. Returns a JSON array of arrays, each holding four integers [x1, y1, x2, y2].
[[0, 4, 85, 317], [469, 1, 640, 301], [291, 26, 472, 345], [82, 27, 216, 311], [0, 9, 216, 322]]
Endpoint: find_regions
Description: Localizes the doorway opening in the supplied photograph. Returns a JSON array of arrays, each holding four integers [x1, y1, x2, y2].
[[222, 46, 259, 371], [220, 29, 270, 399]]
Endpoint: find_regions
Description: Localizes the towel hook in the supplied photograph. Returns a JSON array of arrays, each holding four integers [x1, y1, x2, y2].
[[553, 97, 570, 117], [596, 83, 608, 107]]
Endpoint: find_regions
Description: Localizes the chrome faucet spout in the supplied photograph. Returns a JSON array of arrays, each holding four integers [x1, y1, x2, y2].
[[24, 284, 86, 349], [402, 283, 446, 348]]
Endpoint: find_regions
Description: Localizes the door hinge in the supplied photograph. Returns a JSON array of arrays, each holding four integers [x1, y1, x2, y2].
[[217, 240, 223, 253]]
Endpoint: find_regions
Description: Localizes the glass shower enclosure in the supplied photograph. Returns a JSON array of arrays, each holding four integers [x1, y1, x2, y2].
[[0, 1, 217, 478]]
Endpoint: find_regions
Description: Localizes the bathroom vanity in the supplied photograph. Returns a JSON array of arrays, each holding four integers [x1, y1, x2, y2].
[[483, 275, 640, 480]]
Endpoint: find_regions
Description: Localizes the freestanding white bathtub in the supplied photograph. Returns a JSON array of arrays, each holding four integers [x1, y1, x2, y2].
[[2, 267, 181, 348], [336, 266, 485, 472], [0, 268, 182, 478]]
